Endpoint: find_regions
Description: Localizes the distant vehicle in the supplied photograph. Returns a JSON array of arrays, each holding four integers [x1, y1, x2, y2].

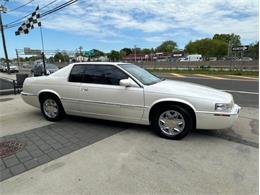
[[208, 57, 217, 61], [240, 57, 253, 61], [223, 56, 239, 61], [22, 62, 240, 140], [0, 64, 4, 72], [31, 63, 59, 76], [2, 64, 19, 72], [180, 54, 203, 62]]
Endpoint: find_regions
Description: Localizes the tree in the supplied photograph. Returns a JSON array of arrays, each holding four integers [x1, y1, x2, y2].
[[142, 48, 151, 54], [54, 52, 69, 62], [92, 49, 104, 58], [185, 38, 228, 58], [156, 40, 177, 52], [213, 33, 241, 46], [108, 50, 120, 61], [120, 48, 132, 56], [244, 42, 259, 59]]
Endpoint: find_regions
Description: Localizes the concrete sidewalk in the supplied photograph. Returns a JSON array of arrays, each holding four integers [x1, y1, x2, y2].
[[0, 72, 16, 81], [0, 95, 258, 194]]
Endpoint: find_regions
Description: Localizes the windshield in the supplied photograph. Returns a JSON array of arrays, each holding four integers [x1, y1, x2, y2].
[[119, 64, 162, 85]]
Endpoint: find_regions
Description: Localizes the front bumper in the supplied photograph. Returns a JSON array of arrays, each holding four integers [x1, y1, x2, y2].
[[196, 104, 241, 130]]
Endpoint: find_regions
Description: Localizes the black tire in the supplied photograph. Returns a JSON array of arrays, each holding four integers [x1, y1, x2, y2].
[[151, 105, 193, 140], [40, 95, 65, 121]]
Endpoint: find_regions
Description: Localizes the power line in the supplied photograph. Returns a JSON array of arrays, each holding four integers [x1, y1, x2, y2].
[[7, 0, 34, 13], [42, 0, 77, 17], [5, 0, 77, 29], [5, 0, 59, 26]]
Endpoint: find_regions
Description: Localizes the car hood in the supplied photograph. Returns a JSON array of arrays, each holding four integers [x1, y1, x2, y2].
[[146, 79, 233, 103]]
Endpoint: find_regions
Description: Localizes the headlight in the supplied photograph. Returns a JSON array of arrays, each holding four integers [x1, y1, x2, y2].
[[215, 103, 232, 112], [46, 70, 50, 74]]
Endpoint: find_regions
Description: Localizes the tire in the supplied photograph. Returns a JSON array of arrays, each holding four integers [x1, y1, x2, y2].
[[40, 95, 65, 121], [151, 105, 193, 140]]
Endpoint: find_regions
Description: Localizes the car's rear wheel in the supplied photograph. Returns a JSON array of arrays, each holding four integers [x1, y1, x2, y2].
[[151, 105, 193, 139], [40, 95, 65, 121]]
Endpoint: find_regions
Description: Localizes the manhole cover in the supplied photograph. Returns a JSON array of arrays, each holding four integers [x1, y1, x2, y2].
[[0, 141, 25, 158]]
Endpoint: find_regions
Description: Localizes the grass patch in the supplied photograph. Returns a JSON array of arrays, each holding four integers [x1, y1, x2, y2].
[[148, 68, 259, 77]]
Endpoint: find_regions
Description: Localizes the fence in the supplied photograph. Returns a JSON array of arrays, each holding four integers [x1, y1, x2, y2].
[[18, 60, 259, 72], [133, 60, 259, 70]]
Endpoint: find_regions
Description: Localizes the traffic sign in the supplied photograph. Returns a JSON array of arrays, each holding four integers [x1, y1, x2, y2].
[[232, 45, 249, 51], [84, 50, 95, 57], [24, 48, 41, 55]]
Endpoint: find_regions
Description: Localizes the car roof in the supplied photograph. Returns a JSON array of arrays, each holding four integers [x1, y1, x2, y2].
[[71, 62, 130, 66]]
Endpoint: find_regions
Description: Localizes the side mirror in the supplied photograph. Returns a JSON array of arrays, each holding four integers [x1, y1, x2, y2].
[[119, 78, 138, 87]]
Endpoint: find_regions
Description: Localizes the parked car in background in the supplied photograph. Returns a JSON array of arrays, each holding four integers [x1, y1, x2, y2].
[[180, 54, 203, 62], [31, 63, 59, 76], [1, 64, 19, 73], [0, 64, 4, 72], [22, 62, 240, 140], [240, 57, 253, 61]]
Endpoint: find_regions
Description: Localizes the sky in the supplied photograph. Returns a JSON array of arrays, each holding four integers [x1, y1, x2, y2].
[[0, 0, 259, 58]]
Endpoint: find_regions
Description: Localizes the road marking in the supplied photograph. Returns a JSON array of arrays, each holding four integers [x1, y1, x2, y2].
[[226, 75, 258, 80], [170, 73, 185, 78], [222, 89, 259, 95], [194, 74, 226, 80]]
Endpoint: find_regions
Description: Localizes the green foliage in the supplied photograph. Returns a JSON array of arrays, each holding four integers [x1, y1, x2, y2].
[[108, 50, 120, 61], [185, 38, 228, 58], [213, 33, 241, 46], [120, 48, 132, 57], [92, 49, 104, 57], [244, 42, 259, 59], [142, 48, 151, 54], [54, 52, 69, 62], [156, 40, 177, 52]]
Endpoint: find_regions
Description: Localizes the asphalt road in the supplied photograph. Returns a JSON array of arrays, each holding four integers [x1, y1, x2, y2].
[[160, 75, 259, 108], [0, 78, 13, 90], [0, 75, 258, 107]]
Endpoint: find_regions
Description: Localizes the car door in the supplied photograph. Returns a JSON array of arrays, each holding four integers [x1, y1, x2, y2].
[[77, 64, 144, 121]]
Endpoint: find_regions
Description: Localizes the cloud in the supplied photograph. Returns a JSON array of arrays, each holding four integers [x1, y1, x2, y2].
[[10, 0, 259, 45]]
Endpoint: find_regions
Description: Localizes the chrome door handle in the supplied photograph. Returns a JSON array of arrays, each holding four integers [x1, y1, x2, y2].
[[81, 88, 88, 92]]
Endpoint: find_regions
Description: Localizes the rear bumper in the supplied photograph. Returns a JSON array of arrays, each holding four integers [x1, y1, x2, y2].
[[196, 104, 240, 130], [21, 92, 40, 108]]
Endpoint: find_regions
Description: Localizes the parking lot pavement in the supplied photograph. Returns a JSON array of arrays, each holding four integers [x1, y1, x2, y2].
[[0, 95, 258, 194], [0, 127, 258, 194], [0, 95, 52, 137]]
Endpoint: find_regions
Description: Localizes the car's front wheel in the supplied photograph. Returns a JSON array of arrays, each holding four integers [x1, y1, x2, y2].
[[151, 105, 194, 140], [40, 96, 65, 121]]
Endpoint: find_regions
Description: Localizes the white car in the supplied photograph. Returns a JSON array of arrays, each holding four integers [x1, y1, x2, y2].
[[21, 62, 240, 139], [2, 64, 19, 72]]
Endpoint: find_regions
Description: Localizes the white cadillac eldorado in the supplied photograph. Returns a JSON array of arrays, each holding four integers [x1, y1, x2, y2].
[[21, 62, 240, 139]]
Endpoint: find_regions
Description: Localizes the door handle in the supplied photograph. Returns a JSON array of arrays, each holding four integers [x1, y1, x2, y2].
[[81, 88, 88, 92]]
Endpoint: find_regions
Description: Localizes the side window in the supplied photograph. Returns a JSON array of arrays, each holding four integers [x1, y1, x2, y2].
[[83, 65, 128, 85], [69, 65, 85, 82]]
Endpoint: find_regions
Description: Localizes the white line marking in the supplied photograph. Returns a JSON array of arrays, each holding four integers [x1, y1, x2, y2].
[[226, 75, 258, 80], [222, 89, 259, 95], [170, 73, 185, 78], [194, 74, 226, 80]]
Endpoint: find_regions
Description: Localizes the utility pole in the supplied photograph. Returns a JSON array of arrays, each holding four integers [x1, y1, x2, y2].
[[0, 5, 10, 74], [134, 45, 137, 62]]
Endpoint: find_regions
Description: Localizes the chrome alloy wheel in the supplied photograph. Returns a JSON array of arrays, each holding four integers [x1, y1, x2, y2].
[[158, 110, 186, 136], [43, 99, 59, 118]]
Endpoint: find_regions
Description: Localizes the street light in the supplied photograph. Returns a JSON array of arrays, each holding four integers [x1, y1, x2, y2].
[[0, 4, 10, 74]]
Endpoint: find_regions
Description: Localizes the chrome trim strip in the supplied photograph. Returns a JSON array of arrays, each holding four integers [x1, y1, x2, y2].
[[21, 92, 36, 96], [61, 97, 148, 109]]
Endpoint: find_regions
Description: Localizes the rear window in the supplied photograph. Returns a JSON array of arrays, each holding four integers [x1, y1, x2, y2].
[[68, 64, 128, 85], [68, 65, 85, 82]]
